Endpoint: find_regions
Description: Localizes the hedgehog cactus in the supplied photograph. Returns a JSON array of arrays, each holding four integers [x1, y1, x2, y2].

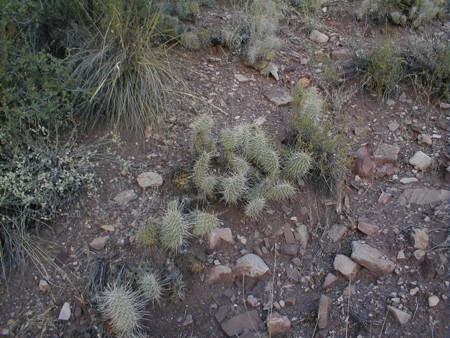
[[160, 200, 190, 252], [244, 197, 266, 218], [137, 272, 164, 305], [221, 174, 248, 204], [137, 220, 159, 246], [283, 151, 312, 180], [193, 151, 211, 187], [192, 211, 218, 236], [99, 284, 145, 337], [192, 115, 216, 154], [264, 181, 296, 201]]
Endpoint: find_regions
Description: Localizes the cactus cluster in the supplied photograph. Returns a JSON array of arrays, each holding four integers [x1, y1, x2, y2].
[[190, 115, 312, 219], [137, 271, 164, 305], [99, 284, 146, 337], [191, 211, 218, 236], [191, 114, 216, 155], [159, 200, 190, 252], [137, 220, 159, 246]]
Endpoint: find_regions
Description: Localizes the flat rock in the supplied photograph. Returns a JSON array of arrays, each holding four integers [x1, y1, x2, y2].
[[208, 227, 234, 249], [263, 89, 293, 107], [412, 228, 429, 250], [280, 243, 299, 256], [207, 265, 235, 284], [378, 192, 392, 205], [221, 310, 262, 337], [388, 122, 399, 131], [387, 305, 411, 325], [235, 74, 252, 83], [283, 224, 296, 244], [89, 236, 109, 251], [328, 225, 349, 242], [296, 225, 309, 248], [113, 190, 138, 208], [318, 295, 332, 329], [137, 172, 163, 188], [398, 188, 450, 205], [428, 295, 439, 307], [215, 305, 228, 323], [333, 254, 360, 280], [399, 177, 418, 184], [322, 273, 338, 289], [409, 151, 432, 171], [330, 48, 351, 60], [417, 134, 432, 146], [285, 266, 301, 282], [357, 221, 380, 236], [353, 146, 375, 178], [58, 302, 71, 321], [309, 30, 329, 43], [267, 312, 291, 335], [373, 143, 400, 163], [234, 254, 269, 278], [351, 241, 395, 274], [182, 314, 193, 326]]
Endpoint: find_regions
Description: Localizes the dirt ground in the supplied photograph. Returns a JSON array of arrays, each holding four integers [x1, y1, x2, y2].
[[1, 2, 449, 338]]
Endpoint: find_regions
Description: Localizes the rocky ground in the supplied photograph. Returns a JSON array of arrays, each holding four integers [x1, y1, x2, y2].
[[1, 2, 449, 338]]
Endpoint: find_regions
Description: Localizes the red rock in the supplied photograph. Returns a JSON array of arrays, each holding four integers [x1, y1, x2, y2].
[[283, 224, 296, 244], [89, 236, 109, 251], [318, 295, 332, 329], [333, 254, 360, 281], [208, 227, 234, 250], [206, 265, 235, 284], [351, 241, 395, 274], [357, 221, 380, 235], [221, 310, 262, 336], [328, 225, 349, 242], [322, 273, 338, 289], [378, 192, 392, 205], [353, 147, 375, 178], [267, 312, 291, 335]]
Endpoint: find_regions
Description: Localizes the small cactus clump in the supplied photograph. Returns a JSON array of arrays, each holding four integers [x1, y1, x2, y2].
[[257, 149, 280, 178], [99, 284, 145, 337], [191, 211, 218, 236], [160, 200, 190, 252], [137, 272, 164, 305], [199, 174, 217, 196], [230, 155, 251, 176], [220, 174, 248, 205], [264, 181, 296, 201], [137, 220, 159, 246], [193, 151, 211, 187], [244, 197, 266, 218], [299, 86, 323, 119], [165, 269, 186, 302], [192, 115, 216, 154], [283, 151, 312, 180]]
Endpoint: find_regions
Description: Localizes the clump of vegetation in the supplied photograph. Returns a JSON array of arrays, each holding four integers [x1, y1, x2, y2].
[[159, 200, 191, 252], [189, 115, 312, 219], [191, 211, 218, 236], [99, 284, 146, 337], [355, 0, 445, 27], [191, 114, 216, 154], [137, 271, 164, 305], [290, 0, 326, 31], [137, 220, 159, 246], [164, 268, 186, 302]]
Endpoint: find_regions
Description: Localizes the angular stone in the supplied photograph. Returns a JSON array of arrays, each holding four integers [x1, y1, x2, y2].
[[263, 89, 293, 107], [208, 227, 234, 249], [309, 30, 329, 43], [357, 221, 380, 236], [283, 224, 296, 244], [412, 228, 429, 250], [388, 305, 411, 325], [333, 254, 360, 281], [318, 295, 332, 329], [182, 314, 193, 326], [137, 171, 163, 188], [353, 146, 375, 178], [328, 225, 349, 242], [113, 190, 138, 208], [39, 279, 49, 292], [378, 192, 392, 205], [399, 177, 418, 184], [376, 163, 395, 178], [409, 151, 432, 171], [235, 74, 252, 83], [286, 266, 301, 282], [89, 236, 109, 251], [351, 241, 395, 274], [100, 224, 115, 232], [296, 225, 309, 248], [373, 143, 400, 163], [215, 305, 228, 323], [413, 249, 426, 260], [280, 243, 299, 256], [58, 302, 71, 321], [234, 254, 269, 278], [417, 134, 432, 146], [207, 265, 234, 284], [428, 295, 439, 307], [322, 273, 338, 289], [246, 295, 259, 307], [398, 188, 450, 205], [221, 310, 262, 337], [267, 312, 291, 335]]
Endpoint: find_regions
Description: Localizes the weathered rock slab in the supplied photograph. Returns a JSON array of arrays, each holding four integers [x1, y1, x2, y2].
[[137, 171, 163, 188], [267, 312, 291, 335], [399, 188, 450, 205], [221, 310, 262, 337], [333, 254, 360, 280], [351, 241, 395, 274], [263, 89, 293, 107], [207, 265, 234, 284], [234, 254, 269, 278]]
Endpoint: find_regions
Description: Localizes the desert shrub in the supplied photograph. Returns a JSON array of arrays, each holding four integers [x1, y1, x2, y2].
[[161, 0, 200, 22], [355, 0, 445, 27], [290, 0, 325, 31]]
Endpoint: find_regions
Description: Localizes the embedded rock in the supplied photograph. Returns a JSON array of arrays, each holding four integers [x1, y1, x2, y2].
[[309, 30, 329, 43], [409, 151, 432, 171], [137, 172, 163, 188], [207, 265, 234, 284], [234, 254, 269, 278], [357, 221, 380, 236], [388, 306, 411, 325], [398, 188, 450, 205], [318, 295, 332, 329], [89, 236, 109, 251], [333, 254, 360, 280], [113, 190, 138, 208], [267, 312, 291, 335], [373, 143, 400, 163], [351, 241, 395, 274], [412, 228, 429, 250], [263, 89, 293, 107], [221, 310, 262, 337], [208, 228, 234, 249]]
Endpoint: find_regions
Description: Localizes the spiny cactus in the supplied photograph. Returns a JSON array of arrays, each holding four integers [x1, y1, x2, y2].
[[244, 197, 266, 218], [137, 272, 164, 305], [160, 200, 190, 252], [164, 269, 186, 302], [232, 123, 254, 156], [180, 31, 201, 50], [192, 115, 216, 154], [191, 211, 218, 236], [283, 151, 312, 180], [221, 129, 235, 153], [257, 149, 280, 178], [221, 174, 248, 204], [199, 174, 217, 196], [137, 220, 159, 246], [264, 181, 296, 201], [300, 86, 323, 118], [193, 151, 211, 187], [99, 284, 145, 337], [230, 155, 251, 176]]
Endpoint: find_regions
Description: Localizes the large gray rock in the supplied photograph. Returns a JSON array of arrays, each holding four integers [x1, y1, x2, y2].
[[58, 302, 71, 321], [137, 171, 163, 188], [409, 151, 432, 171], [221, 310, 262, 337], [263, 89, 293, 107], [267, 312, 291, 335], [309, 30, 329, 43], [351, 242, 395, 274], [113, 190, 138, 208], [373, 143, 400, 163], [398, 188, 450, 205], [333, 254, 360, 280], [234, 254, 269, 278]]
